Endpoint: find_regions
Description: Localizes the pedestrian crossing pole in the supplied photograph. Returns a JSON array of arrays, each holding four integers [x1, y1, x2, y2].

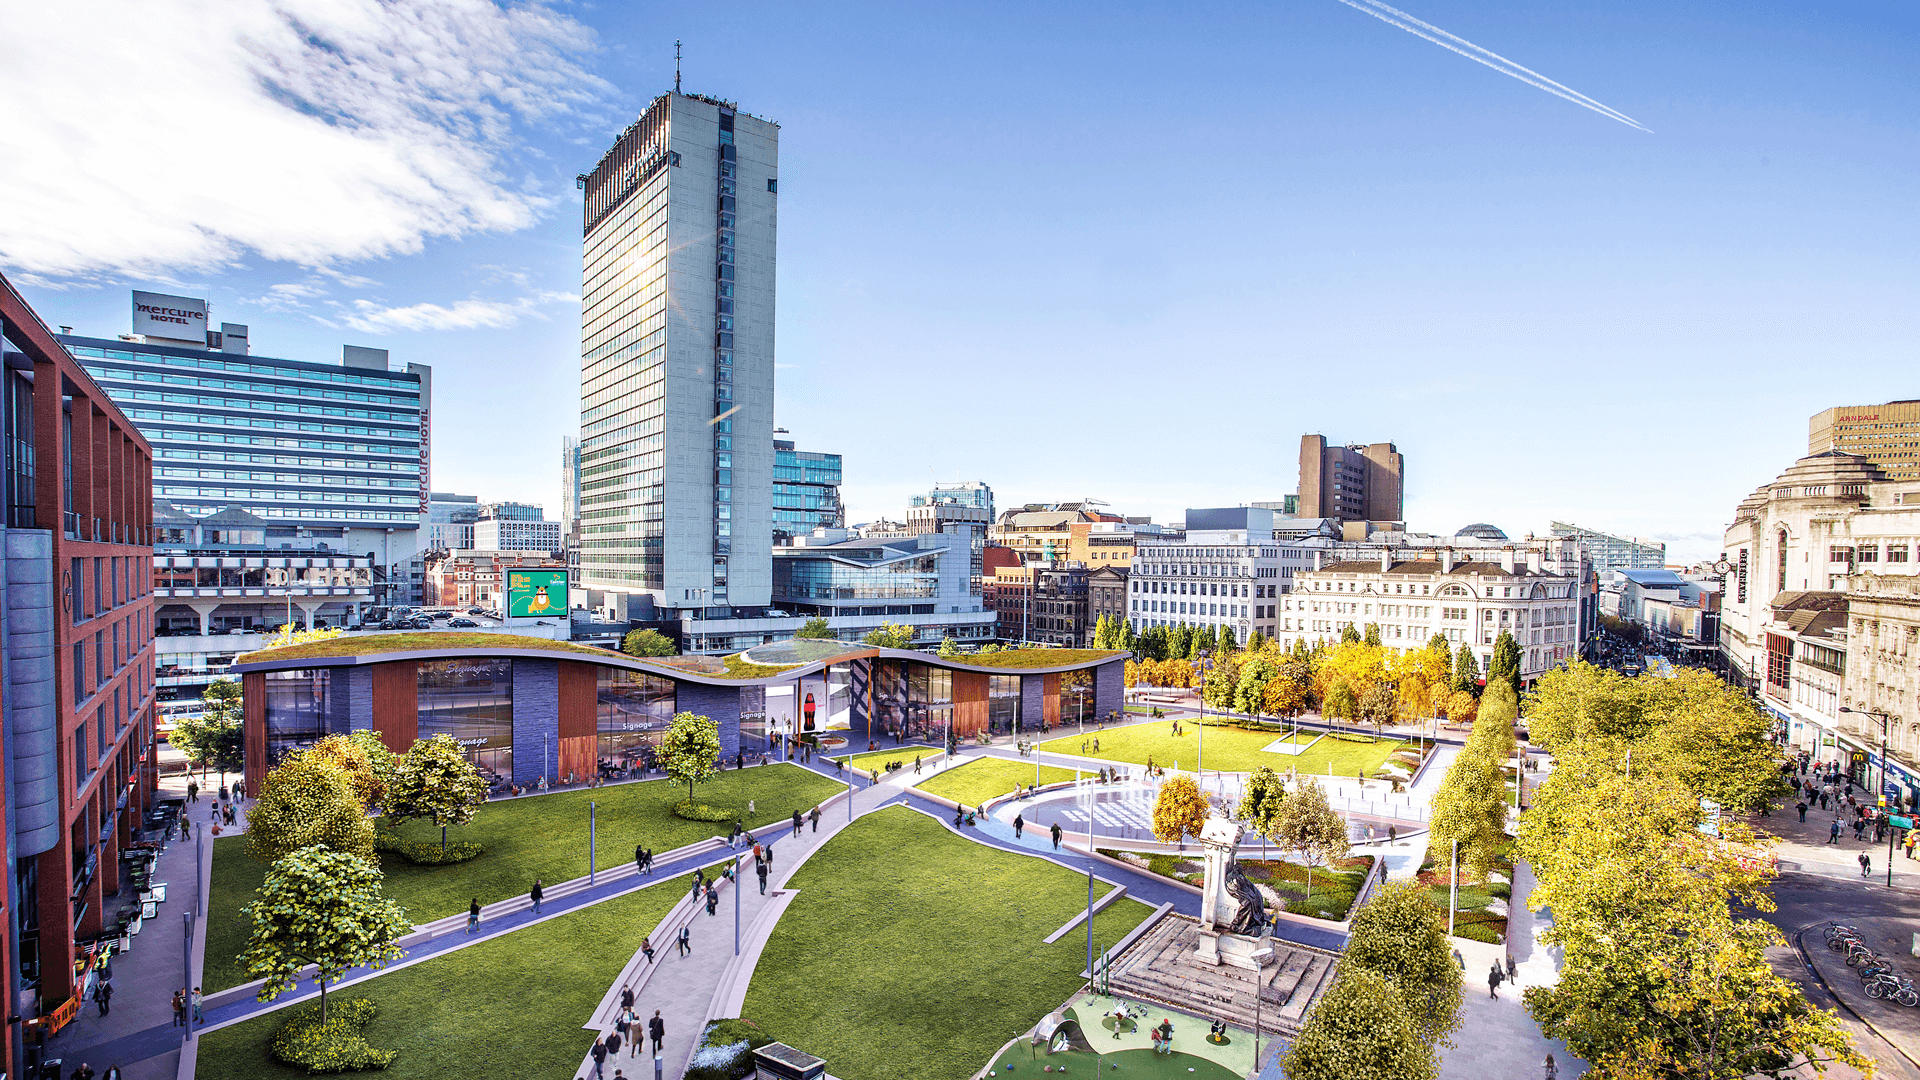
[[589, 802, 597, 886]]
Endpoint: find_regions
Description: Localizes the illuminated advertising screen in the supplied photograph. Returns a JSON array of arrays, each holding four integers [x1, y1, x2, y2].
[[504, 569, 568, 618]]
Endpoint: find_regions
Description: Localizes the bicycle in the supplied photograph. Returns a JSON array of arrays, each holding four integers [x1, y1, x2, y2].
[[1829, 933, 1866, 953], [1823, 922, 1863, 944], [1847, 948, 1884, 968]]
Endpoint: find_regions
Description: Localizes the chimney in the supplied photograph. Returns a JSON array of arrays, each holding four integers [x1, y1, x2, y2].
[[1380, 549, 1391, 572], [1527, 550, 1543, 573], [1441, 548, 1454, 573], [1500, 549, 1516, 573]]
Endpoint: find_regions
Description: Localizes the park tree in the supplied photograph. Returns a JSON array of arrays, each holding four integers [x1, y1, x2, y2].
[[1358, 683, 1396, 741], [1452, 644, 1480, 695], [1267, 658, 1315, 720], [1281, 967, 1438, 1080], [386, 734, 489, 852], [1488, 631, 1523, 699], [1117, 618, 1136, 653], [1239, 766, 1286, 838], [1089, 615, 1110, 649], [346, 729, 400, 797], [1322, 681, 1358, 723], [622, 628, 678, 657], [247, 753, 376, 864], [659, 710, 721, 806], [1363, 622, 1382, 647], [1427, 749, 1507, 883], [305, 734, 386, 811], [241, 845, 411, 1024], [1342, 880, 1463, 1053], [1233, 655, 1279, 718], [1217, 624, 1237, 653], [1341, 624, 1361, 645], [794, 616, 833, 639], [1472, 681, 1521, 775], [862, 623, 915, 649], [1292, 636, 1313, 662], [937, 636, 961, 657], [1273, 778, 1349, 900], [1150, 774, 1210, 845], [173, 677, 245, 784], [1192, 624, 1216, 658], [1246, 629, 1265, 653], [1171, 624, 1194, 659]]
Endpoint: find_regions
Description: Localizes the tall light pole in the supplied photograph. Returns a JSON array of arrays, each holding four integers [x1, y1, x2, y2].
[[1191, 651, 1213, 793], [1839, 706, 1894, 812]]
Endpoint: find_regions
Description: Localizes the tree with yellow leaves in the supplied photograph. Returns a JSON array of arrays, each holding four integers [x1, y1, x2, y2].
[[247, 752, 376, 864], [1151, 774, 1210, 845]]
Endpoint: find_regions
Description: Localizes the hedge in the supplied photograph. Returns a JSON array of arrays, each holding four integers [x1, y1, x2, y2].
[[269, 997, 396, 1072]]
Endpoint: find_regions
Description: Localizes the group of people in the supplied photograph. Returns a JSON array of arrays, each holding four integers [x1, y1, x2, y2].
[[584, 987, 665, 1079], [186, 779, 242, 828]]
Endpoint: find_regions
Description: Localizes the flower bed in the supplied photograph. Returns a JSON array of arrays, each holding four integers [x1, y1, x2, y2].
[[1097, 849, 1375, 921]]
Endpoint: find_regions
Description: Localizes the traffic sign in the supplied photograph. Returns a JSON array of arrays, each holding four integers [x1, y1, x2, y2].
[[1891, 816, 1914, 830]]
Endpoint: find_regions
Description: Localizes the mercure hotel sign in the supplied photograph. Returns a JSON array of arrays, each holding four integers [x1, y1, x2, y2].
[[132, 290, 208, 341]]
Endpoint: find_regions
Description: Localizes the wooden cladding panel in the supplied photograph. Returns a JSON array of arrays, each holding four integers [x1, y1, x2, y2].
[[952, 671, 989, 738], [243, 672, 268, 789], [558, 662, 598, 742], [559, 736, 596, 786], [371, 662, 418, 752], [1042, 672, 1062, 726]]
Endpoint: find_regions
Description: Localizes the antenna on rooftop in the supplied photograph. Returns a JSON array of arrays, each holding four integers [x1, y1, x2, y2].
[[674, 40, 682, 93]]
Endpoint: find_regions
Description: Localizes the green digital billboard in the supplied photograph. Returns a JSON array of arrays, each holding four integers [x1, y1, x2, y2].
[[505, 569, 568, 618]]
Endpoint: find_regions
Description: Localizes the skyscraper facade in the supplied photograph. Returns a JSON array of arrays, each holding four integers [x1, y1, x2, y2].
[[1808, 401, 1920, 482], [772, 438, 842, 542], [578, 91, 778, 618]]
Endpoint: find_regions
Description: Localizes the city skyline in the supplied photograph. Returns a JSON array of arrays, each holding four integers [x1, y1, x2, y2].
[[4, 0, 1916, 563]]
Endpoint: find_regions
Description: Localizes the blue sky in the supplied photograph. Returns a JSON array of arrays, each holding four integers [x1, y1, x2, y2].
[[6, 0, 1916, 563]]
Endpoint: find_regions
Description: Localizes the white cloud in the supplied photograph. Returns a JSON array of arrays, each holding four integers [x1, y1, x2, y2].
[[0, 0, 604, 280], [338, 291, 574, 333]]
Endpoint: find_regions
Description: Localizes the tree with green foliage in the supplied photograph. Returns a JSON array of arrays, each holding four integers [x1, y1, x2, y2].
[[862, 623, 915, 649], [1292, 636, 1313, 662], [1273, 778, 1349, 899], [1150, 774, 1209, 845], [1117, 618, 1136, 653], [622, 628, 678, 656], [173, 677, 245, 784], [794, 616, 833, 639], [247, 752, 376, 864], [658, 711, 721, 806], [1239, 766, 1287, 843], [1233, 654, 1278, 718], [1358, 683, 1396, 741], [1217, 624, 1237, 652], [1343, 880, 1463, 1054], [1428, 632, 1450, 655], [1170, 624, 1193, 660], [242, 845, 410, 1024], [386, 734, 489, 852], [1341, 624, 1362, 645], [1282, 967, 1438, 1080], [305, 735, 385, 811], [1323, 680, 1358, 723], [1246, 628, 1265, 653], [937, 636, 960, 657], [1452, 644, 1480, 696], [1427, 747, 1507, 883], [1363, 622, 1383, 647], [1192, 624, 1216, 658], [1488, 631, 1523, 698], [346, 729, 400, 799]]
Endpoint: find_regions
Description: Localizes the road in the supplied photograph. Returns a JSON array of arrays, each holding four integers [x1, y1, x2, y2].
[[1762, 871, 1920, 1079]]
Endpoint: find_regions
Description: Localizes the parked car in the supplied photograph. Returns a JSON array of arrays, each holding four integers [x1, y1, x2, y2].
[[449, 618, 478, 628], [467, 607, 485, 615], [407, 618, 433, 630], [378, 619, 398, 630]]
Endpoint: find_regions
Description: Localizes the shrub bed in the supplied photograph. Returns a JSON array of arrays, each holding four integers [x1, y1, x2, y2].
[[373, 832, 482, 866], [686, 1018, 778, 1080], [674, 800, 734, 823], [269, 998, 396, 1073]]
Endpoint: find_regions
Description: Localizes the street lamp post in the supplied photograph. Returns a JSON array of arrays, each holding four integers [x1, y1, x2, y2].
[[1840, 704, 1899, 887], [1191, 652, 1213, 793]]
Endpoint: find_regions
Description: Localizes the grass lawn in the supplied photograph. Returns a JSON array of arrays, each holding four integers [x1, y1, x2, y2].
[[1039, 719, 1406, 777], [916, 757, 1087, 807], [205, 764, 841, 993], [1099, 849, 1375, 921], [195, 866, 704, 1080], [1419, 844, 1512, 944], [831, 745, 942, 776], [743, 805, 1153, 1080]]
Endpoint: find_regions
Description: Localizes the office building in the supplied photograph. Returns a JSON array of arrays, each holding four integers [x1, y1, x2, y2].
[[1549, 520, 1665, 572], [426, 491, 480, 553], [1297, 436, 1403, 523], [560, 435, 582, 574], [474, 503, 561, 553], [3, 272, 159, 1055], [772, 438, 842, 542], [1809, 401, 1920, 482], [769, 529, 996, 647], [1278, 548, 1582, 681], [57, 293, 430, 597], [1089, 566, 1130, 640], [578, 91, 778, 619], [904, 498, 991, 596], [991, 502, 1129, 564], [911, 481, 994, 523], [1130, 508, 1295, 644]]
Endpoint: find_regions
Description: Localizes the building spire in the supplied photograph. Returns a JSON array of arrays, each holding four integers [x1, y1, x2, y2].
[[674, 40, 682, 93]]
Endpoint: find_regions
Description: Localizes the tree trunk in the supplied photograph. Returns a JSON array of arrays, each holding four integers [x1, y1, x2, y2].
[[441, 824, 448, 853], [319, 976, 328, 1025]]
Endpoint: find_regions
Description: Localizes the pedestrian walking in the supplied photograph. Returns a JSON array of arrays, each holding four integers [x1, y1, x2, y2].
[[1906, 831, 1917, 860], [1489, 963, 1504, 999], [1544, 1052, 1559, 1080], [705, 886, 719, 916], [756, 858, 769, 894], [103, 1066, 123, 1080], [468, 898, 481, 934], [1505, 953, 1518, 985], [1829, 819, 1841, 844], [677, 925, 691, 956], [606, 1029, 623, 1060], [94, 979, 112, 1016], [810, 806, 820, 832], [1860, 851, 1872, 878], [531, 878, 545, 914], [1051, 822, 1063, 850], [71, 1064, 93, 1080], [1796, 801, 1808, 822], [764, 839, 774, 871], [591, 1036, 608, 1079], [792, 810, 803, 837], [649, 1010, 666, 1054], [187, 780, 199, 803], [621, 984, 635, 1012], [914, 755, 922, 774], [172, 989, 187, 1027], [1013, 813, 1024, 839], [636, 845, 646, 875], [192, 986, 204, 1025], [642, 936, 655, 964], [1388, 824, 1398, 845], [219, 783, 230, 803], [691, 869, 705, 898]]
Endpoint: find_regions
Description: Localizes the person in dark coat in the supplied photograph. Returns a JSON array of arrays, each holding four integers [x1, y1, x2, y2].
[[1051, 822, 1063, 850], [591, 1036, 608, 1078], [1489, 962, 1504, 999], [606, 1030, 623, 1059], [621, 985, 635, 1012], [531, 878, 545, 914], [469, 898, 482, 934], [649, 1010, 666, 1054], [756, 858, 769, 895], [636, 845, 647, 875], [809, 806, 821, 832]]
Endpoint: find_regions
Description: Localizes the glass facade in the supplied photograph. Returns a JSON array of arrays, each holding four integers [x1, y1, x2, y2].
[[988, 674, 1022, 736], [262, 668, 350, 763], [596, 668, 676, 770], [772, 441, 842, 541], [774, 552, 938, 601], [1059, 670, 1093, 727], [417, 660, 514, 783]]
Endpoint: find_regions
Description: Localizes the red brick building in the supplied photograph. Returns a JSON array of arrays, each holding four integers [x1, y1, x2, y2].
[[1, 272, 157, 1048], [424, 549, 566, 609]]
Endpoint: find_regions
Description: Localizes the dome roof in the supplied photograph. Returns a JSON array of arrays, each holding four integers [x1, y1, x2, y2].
[[1455, 523, 1508, 541]]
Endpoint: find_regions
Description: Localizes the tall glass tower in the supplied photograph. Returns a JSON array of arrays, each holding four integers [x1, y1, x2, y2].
[[578, 92, 778, 618]]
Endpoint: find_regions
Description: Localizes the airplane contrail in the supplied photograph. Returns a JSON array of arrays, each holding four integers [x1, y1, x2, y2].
[[1333, 0, 1650, 132]]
